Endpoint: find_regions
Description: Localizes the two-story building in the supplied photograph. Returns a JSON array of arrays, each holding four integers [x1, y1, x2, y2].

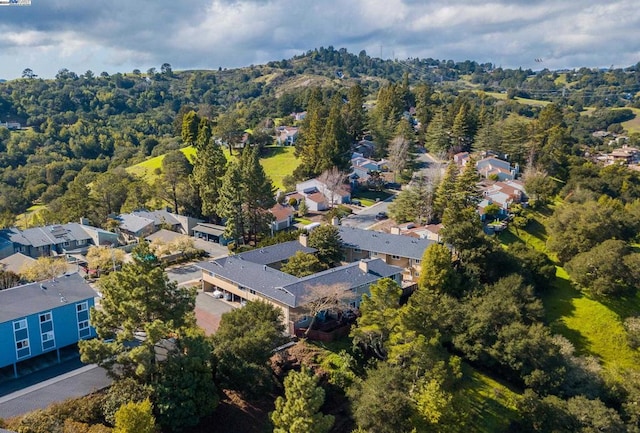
[[338, 226, 436, 282], [0, 273, 97, 377], [196, 237, 401, 334]]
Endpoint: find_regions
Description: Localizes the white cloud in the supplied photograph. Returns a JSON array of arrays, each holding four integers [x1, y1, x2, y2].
[[0, 0, 638, 78]]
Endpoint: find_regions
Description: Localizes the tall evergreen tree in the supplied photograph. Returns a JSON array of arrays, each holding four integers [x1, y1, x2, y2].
[[295, 87, 326, 179], [217, 160, 246, 244], [344, 84, 367, 142], [191, 118, 227, 221], [181, 110, 200, 145], [317, 95, 351, 172], [424, 109, 451, 154], [239, 146, 276, 243], [271, 367, 334, 433], [433, 162, 459, 221]]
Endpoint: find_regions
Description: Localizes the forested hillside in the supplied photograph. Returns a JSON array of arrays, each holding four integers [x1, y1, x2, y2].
[[1, 47, 640, 433]]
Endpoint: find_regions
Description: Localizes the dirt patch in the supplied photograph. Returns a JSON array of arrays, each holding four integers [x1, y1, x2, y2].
[[188, 389, 274, 433]]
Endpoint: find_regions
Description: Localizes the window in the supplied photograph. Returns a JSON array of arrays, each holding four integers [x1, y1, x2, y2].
[[77, 302, 91, 339], [40, 312, 52, 322], [414, 259, 421, 264], [77, 239, 86, 246], [249, 289, 256, 295], [391, 255, 401, 260], [78, 320, 90, 339], [63, 241, 70, 247], [14, 318, 30, 359], [353, 248, 361, 253], [42, 331, 54, 342], [14, 318, 27, 331]]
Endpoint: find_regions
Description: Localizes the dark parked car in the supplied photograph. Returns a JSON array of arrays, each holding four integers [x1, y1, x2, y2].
[[375, 212, 388, 220], [351, 199, 362, 206]]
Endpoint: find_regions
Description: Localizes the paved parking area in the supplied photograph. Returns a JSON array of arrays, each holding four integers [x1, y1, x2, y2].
[[0, 364, 110, 419], [195, 292, 235, 334]]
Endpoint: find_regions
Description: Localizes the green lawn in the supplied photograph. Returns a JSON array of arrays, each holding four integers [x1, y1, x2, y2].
[[127, 145, 300, 191], [620, 107, 640, 134], [458, 365, 520, 433], [482, 91, 551, 107], [259, 146, 300, 191], [351, 190, 392, 207], [500, 205, 640, 378], [126, 146, 198, 182]]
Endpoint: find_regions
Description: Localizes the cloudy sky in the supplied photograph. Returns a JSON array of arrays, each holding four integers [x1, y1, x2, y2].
[[0, 0, 638, 79]]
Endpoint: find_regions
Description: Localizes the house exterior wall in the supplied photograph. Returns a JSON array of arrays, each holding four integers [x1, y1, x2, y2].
[[344, 247, 419, 282], [0, 298, 96, 369], [201, 273, 292, 329]]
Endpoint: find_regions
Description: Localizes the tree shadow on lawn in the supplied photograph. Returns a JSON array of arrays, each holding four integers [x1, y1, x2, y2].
[[598, 290, 640, 320], [261, 146, 289, 158], [542, 267, 591, 356]]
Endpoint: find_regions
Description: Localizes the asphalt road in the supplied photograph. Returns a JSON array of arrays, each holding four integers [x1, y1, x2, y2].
[[341, 194, 396, 229], [0, 363, 110, 419]]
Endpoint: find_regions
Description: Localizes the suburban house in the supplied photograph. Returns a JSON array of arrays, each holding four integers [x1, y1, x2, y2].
[[275, 126, 299, 146], [116, 209, 202, 241], [291, 111, 307, 122], [353, 139, 376, 158], [0, 223, 119, 260], [402, 223, 444, 243], [296, 178, 351, 211], [196, 236, 402, 334], [270, 203, 295, 232], [606, 146, 640, 165], [337, 226, 436, 282], [0, 252, 36, 275], [478, 179, 527, 220], [476, 157, 519, 181], [0, 121, 21, 130], [453, 151, 470, 166], [0, 273, 97, 377], [349, 152, 389, 186]]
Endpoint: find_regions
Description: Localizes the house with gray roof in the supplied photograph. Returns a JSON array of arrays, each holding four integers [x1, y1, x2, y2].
[[338, 226, 436, 282], [116, 209, 202, 241], [0, 223, 119, 260], [196, 237, 401, 334], [0, 273, 97, 377]]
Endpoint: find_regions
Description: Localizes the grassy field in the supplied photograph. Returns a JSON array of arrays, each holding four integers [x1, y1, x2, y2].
[[483, 91, 551, 107], [620, 107, 640, 134], [15, 204, 48, 229], [499, 205, 640, 378], [351, 190, 392, 207], [459, 365, 520, 432], [126, 146, 198, 182], [127, 145, 300, 191]]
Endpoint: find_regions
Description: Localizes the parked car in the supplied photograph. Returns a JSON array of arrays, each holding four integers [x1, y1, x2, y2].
[[212, 289, 223, 298], [375, 212, 388, 220], [351, 199, 362, 206]]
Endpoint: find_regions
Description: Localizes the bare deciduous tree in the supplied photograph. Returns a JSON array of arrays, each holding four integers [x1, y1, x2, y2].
[[318, 167, 346, 209], [297, 283, 352, 336]]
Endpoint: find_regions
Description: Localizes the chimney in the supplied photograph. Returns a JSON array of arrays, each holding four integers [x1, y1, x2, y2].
[[299, 233, 308, 247], [358, 259, 369, 273], [390, 227, 401, 235]]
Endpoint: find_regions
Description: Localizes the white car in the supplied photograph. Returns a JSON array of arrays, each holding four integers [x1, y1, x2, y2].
[[212, 289, 223, 298]]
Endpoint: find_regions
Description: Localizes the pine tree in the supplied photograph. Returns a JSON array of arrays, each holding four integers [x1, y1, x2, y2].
[[271, 367, 334, 433], [294, 88, 326, 179], [239, 146, 276, 243], [433, 162, 459, 221], [451, 102, 472, 151], [317, 95, 351, 173], [79, 242, 196, 381], [424, 109, 451, 154], [191, 118, 227, 221], [216, 160, 245, 243], [344, 84, 367, 141]]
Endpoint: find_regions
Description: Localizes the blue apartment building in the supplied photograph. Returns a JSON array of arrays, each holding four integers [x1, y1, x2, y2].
[[0, 273, 97, 377]]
